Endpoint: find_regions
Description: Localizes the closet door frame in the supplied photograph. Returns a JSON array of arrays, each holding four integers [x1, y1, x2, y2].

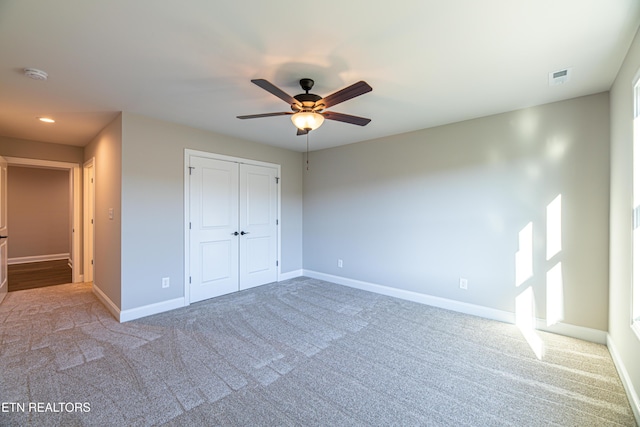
[[183, 149, 281, 304]]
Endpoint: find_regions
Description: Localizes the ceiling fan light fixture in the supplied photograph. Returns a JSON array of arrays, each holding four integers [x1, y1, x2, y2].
[[291, 111, 324, 131], [239, 78, 372, 135]]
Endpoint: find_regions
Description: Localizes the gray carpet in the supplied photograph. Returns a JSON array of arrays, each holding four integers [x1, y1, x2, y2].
[[0, 277, 635, 426]]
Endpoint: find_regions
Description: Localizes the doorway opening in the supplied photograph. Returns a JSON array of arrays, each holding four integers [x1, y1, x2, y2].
[[4, 157, 81, 291]]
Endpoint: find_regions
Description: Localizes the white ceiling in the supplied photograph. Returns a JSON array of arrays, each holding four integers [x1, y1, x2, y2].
[[1, 1, 639, 152]]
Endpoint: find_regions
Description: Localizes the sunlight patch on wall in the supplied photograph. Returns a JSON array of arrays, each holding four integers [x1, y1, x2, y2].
[[515, 286, 545, 359], [546, 194, 561, 260], [546, 262, 564, 326], [545, 136, 569, 162], [546, 194, 564, 327], [515, 222, 533, 287]]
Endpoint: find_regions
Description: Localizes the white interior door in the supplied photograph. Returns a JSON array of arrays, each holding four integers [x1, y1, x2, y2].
[[0, 156, 7, 303], [239, 164, 278, 290], [189, 157, 239, 302]]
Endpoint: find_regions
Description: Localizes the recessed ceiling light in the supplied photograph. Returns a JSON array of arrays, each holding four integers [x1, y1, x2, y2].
[[24, 68, 48, 81], [37, 117, 55, 123]]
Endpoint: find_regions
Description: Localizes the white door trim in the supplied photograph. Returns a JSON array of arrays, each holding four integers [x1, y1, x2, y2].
[[4, 156, 82, 283], [0, 156, 7, 304], [184, 149, 281, 306], [83, 158, 95, 283]]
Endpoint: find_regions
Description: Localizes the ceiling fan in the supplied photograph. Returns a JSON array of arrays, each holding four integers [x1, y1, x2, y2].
[[237, 78, 372, 135]]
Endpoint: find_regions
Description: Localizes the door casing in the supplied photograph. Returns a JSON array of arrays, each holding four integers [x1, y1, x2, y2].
[[0, 156, 7, 303], [3, 157, 82, 283], [83, 158, 95, 283]]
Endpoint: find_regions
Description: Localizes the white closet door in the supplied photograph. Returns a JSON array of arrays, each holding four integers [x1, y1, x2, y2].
[[189, 157, 239, 302], [239, 164, 278, 290]]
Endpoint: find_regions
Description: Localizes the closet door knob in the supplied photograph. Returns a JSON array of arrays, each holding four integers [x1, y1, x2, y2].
[[232, 231, 239, 236], [240, 231, 250, 235]]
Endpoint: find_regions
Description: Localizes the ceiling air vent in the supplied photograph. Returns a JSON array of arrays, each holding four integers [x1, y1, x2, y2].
[[548, 68, 572, 86]]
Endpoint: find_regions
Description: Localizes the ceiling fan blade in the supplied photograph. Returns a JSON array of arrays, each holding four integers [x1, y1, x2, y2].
[[251, 79, 301, 107], [297, 128, 309, 136], [237, 112, 293, 119], [322, 111, 371, 126], [318, 81, 372, 109]]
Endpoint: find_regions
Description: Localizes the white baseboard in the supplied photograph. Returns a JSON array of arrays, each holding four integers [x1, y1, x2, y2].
[[118, 269, 299, 322], [92, 282, 185, 323], [119, 296, 185, 323], [279, 269, 303, 281], [304, 270, 514, 322], [302, 270, 607, 344], [9, 253, 70, 265], [95, 269, 300, 324], [92, 282, 120, 321], [537, 319, 607, 344], [607, 334, 640, 425]]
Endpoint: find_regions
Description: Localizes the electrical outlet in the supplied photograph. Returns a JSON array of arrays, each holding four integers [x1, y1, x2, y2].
[[459, 278, 468, 290], [162, 277, 170, 288], [337, 259, 343, 268]]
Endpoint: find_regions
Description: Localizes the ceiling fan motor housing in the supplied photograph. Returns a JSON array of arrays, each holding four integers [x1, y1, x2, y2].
[[292, 93, 322, 111], [299, 78, 314, 92], [292, 78, 322, 111]]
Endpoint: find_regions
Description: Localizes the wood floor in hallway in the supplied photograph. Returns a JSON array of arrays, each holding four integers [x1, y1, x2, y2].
[[8, 259, 72, 292]]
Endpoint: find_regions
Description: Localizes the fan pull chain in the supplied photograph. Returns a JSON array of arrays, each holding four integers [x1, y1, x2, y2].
[[306, 132, 310, 171]]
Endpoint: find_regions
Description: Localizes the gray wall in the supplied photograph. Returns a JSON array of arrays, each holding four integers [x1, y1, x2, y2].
[[7, 166, 70, 259], [0, 136, 84, 164], [119, 112, 303, 311], [304, 93, 610, 331], [84, 114, 123, 308], [609, 27, 640, 417]]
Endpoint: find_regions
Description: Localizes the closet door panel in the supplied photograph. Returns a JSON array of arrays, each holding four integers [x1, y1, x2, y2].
[[189, 157, 239, 302], [239, 164, 278, 290]]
